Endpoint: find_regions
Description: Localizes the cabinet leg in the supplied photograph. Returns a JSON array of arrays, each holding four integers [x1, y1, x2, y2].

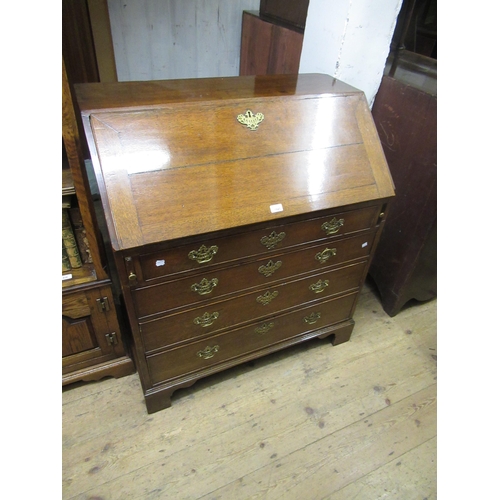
[[145, 390, 172, 414], [331, 321, 355, 346]]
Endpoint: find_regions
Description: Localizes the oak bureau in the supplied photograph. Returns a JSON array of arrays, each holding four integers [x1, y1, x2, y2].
[[75, 74, 395, 413]]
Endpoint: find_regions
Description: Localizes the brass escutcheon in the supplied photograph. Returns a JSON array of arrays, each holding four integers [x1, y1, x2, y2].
[[260, 231, 286, 250], [237, 110, 264, 130], [258, 260, 282, 277], [255, 322, 275, 335], [315, 248, 337, 264], [303, 312, 321, 325], [256, 290, 279, 305], [191, 277, 219, 295], [321, 217, 345, 235], [197, 345, 219, 359], [309, 279, 330, 293], [188, 245, 218, 264], [193, 311, 220, 327]]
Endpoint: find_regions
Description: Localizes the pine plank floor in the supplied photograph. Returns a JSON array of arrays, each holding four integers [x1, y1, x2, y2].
[[62, 278, 437, 499]]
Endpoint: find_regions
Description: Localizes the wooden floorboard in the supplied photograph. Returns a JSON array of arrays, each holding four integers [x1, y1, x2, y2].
[[62, 278, 437, 499]]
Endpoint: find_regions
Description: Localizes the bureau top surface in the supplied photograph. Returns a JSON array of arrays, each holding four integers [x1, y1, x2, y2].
[[76, 74, 394, 251]]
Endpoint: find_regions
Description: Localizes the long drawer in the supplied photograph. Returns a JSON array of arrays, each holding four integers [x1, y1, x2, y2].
[[146, 292, 357, 385], [140, 260, 366, 353], [136, 205, 380, 282], [133, 231, 376, 318]]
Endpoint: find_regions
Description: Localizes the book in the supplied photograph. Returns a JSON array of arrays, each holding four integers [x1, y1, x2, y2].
[[69, 207, 93, 264], [62, 208, 82, 268], [62, 240, 71, 272], [62, 195, 72, 209]]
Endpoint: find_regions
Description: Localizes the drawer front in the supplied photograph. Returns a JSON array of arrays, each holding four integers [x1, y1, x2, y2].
[[133, 231, 376, 318], [140, 261, 366, 353], [137, 205, 380, 282], [147, 292, 357, 385]]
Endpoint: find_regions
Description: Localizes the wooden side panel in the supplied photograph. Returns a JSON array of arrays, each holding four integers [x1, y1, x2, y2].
[[87, 0, 118, 82], [369, 76, 437, 316], [240, 11, 303, 76]]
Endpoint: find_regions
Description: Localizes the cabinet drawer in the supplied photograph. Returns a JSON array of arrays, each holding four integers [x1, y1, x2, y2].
[[140, 261, 366, 352], [147, 292, 357, 385], [137, 205, 380, 282], [133, 232, 375, 318]]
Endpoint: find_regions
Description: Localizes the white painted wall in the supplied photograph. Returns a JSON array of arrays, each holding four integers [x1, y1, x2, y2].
[[107, 0, 259, 81], [299, 0, 403, 106]]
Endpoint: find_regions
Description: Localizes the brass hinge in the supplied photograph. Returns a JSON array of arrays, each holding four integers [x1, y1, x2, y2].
[[96, 296, 110, 312], [105, 332, 118, 346]]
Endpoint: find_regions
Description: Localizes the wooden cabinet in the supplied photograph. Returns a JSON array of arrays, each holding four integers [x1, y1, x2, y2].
[[62, 58, 134, 385], [75, 74, 395, 412], [369, 73, 436, 316]]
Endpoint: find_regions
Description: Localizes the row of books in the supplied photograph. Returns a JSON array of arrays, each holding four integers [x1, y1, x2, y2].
[[62, 206, 93, 272]]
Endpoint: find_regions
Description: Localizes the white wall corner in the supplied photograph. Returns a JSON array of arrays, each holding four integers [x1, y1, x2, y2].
[[299, 0, 403, 107]]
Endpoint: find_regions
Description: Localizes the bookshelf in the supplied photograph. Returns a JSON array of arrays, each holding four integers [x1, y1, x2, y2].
[[62, 57, 135, 385]]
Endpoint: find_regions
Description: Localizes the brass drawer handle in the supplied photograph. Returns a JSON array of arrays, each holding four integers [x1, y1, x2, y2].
[[191, 277, 219, 295], [255, 322, 275, 335], [193, 311, 220, 327], [321, 217, 344, 235], [315, 248, 337, 264], [197, 345, 219, 359], [260, 231, 286, 250], [256, 290, 279, 305], [309, 279, 329, 293], [303, 312, 321, 325], [188, 245, 218, 264], [258, 260, 282, 277], [237, 110, 264, 130]]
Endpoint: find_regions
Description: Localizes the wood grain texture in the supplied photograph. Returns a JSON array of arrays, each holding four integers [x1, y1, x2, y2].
[[369, 75, 437, 316], [62, 280, 437, 499], [76, 74, 393, 251], [239, 11, 304, 76]]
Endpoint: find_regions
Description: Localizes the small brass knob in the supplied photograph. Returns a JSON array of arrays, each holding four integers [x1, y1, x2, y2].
[[128, 272, 137, 283]]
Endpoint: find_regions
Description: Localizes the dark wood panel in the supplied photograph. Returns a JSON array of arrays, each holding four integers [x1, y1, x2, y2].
[[259, 0, 310, 31], [240, 11, 303, 76], [369, 76, 436, 316], [62, 0, 99, 84], [62, 316, 97, 356]]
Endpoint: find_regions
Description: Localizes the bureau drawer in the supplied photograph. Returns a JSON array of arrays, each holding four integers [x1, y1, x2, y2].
[[137, 205, 380, 282], [133, 232, 376, 318], [147, 292, 357, 385], [140, 261, 366, 353]]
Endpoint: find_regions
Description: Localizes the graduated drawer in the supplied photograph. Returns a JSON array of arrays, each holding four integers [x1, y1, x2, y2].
[[140, 261, 366, 353], [147, 292, 357, 385], [137, 205, 380, 282], [133, 231, 376, 318]]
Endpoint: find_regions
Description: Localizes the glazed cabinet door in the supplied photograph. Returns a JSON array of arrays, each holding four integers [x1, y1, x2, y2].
[[62, 284, 125, 378]]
